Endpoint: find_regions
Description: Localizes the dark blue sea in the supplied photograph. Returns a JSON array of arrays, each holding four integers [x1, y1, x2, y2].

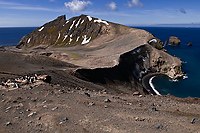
[[135, 27, 200, 98], [1, 27, 200, 98], [0, 27, 36, 46]]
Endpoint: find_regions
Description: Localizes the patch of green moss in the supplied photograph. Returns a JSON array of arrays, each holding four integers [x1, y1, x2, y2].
[[56, 31, 65, 45], [68, 38, 78, 46], [47, 27, 55, 33], [65, 52, 81, 60], [63, 37, 70, 44], [53, 42, 66, 47], [91, 34, 97, 40]]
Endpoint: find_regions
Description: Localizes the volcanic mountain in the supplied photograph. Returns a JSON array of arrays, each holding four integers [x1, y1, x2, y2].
[[16, 14, 183, 94], [17, 15, 111, 48]]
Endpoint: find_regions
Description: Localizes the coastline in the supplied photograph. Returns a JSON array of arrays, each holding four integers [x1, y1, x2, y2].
[[142, 73, 165, 95], [149, 76, 161, 95]]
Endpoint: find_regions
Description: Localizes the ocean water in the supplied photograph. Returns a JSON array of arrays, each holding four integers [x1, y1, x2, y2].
[[0, 27, 36, 46], [1, 27, 200, 98], [135, 27, 200, 98]]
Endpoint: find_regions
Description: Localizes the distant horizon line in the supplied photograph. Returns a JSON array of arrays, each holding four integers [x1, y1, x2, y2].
[[129, 23, 200, 28], [1, 23, 200, 28]]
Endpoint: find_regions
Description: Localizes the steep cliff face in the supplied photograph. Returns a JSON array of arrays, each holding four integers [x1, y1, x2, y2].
[[74, 45, 151, 94], [74, 44, 183, 94], [148, 45, 183, 79]]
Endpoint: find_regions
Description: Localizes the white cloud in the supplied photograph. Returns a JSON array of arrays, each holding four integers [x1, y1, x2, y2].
[[127, 0, 143, 8], [7, 6, 53, 11], [107, 2, 118, 11], [0, 1, 22, 6], [0, 1, 63, 12], [64, 0, 92, 13], [50, 0, 55, 2]]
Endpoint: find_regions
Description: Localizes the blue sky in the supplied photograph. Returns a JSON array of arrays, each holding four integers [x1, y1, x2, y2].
[[0, 0, 200, 27]]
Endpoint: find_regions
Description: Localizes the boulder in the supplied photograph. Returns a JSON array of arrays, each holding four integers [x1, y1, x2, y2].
[[148, 38, 163, 50], [188, 42, 192, 46], [165, 40, 168, 46], [133, 91, 140, 95], [169, 36, 181, 46], [191, 117, 197, 124], [104, 99, 111, 103], [155, 124, 163, 129], [37, 75, 51, 83]]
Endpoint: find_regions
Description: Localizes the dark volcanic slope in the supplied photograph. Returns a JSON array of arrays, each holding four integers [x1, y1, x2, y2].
[[17, 14, 114, 48]]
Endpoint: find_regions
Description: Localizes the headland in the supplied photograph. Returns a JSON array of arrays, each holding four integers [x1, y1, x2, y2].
[[0, 15, 199, 132]]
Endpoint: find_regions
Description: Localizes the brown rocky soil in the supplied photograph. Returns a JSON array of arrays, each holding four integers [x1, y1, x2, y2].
[[0, 47, 200, 133]]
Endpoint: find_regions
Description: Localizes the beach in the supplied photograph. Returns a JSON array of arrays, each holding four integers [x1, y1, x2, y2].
[[142, 73, 165, 95]]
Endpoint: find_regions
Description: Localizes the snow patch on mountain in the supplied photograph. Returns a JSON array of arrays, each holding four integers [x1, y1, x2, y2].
[[69, 38, 73, 44], [76, 36, 80, 42], [76, 18, 81, 28], [27, 38, 31, 43], [87, 16, 92, 21], [82, 35, 91, 45], [63, 35, 68, 42], [38, 27, 44, 32], [81, 20, 84, 24], [63, 21, 69, 26], [55, 32, 60, 43], [69, 20, 76, 31], [94, 19, 109, 26]]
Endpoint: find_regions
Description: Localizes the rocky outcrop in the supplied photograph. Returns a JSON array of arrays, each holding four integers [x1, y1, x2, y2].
[[165, 40, 168, 46], [188, 42, 192, 46], [148, 45, 183, 79], [169, 36, 181, 46], [148, 38, 163, 50]]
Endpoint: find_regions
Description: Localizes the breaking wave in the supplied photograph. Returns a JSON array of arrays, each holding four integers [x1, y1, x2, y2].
[[169, 74, 188, 82], [169, 79, 179, 82], [183, 75, 188, 80]]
